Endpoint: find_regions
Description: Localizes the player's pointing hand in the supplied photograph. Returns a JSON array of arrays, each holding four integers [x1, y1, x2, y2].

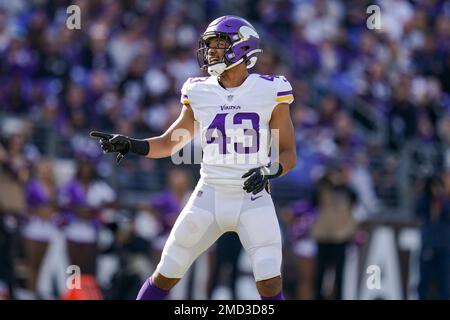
[[90, 131, 131, 164], [89, 131, 150, 164]]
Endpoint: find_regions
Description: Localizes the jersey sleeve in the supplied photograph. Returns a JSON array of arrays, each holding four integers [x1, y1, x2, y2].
[[180, 78, 190, 106], [275, 76, 294, 105]]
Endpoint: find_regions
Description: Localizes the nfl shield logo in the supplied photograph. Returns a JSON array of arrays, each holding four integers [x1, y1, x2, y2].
[[227, 95, 233, 102], [197, 190, 203, 197]]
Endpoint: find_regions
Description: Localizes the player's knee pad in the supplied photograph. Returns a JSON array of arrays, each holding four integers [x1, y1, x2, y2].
[[157, 244, 191, 278], [173, 207, 214, 248], [250, 244, 282, 281]]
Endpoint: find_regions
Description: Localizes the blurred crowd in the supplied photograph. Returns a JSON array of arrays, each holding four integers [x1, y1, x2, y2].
[[1, 0, 450, 299]]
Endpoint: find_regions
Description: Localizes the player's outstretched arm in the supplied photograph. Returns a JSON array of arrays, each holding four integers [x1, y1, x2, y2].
[[90, 105, 196, 163], [146, 104, 196, 158]]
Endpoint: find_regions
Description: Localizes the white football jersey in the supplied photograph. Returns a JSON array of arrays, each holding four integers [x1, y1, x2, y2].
[[180, 73, 294, 187]]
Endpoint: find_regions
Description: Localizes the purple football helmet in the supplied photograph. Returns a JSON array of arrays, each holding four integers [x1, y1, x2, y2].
[[197, 15, 263, 76]]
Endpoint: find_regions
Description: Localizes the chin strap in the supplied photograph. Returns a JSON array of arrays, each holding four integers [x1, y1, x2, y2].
[[207, 62, 227, 76], [207, 57, 245, 76]]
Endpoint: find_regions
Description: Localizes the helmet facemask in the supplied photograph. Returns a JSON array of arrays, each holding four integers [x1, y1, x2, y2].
[[197, 32, 232, 76]]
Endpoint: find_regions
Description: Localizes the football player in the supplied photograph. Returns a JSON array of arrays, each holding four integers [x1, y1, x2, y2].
[[90, 15, 296, 300]]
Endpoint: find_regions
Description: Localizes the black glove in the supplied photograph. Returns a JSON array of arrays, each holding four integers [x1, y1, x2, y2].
[[242, 163, 283, 194], [90, 131, 149, 164]]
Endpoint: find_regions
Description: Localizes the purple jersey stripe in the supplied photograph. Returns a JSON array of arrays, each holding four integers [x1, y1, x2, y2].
[[277, 90, 292, 96]]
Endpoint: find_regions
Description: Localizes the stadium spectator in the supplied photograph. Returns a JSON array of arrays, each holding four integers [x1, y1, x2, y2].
[[58, 158, 116, 276], [311, 165, 358, 300], [415, 175, 450, 299], [280, 201, 317, 300], [21, 158, 60, 297]]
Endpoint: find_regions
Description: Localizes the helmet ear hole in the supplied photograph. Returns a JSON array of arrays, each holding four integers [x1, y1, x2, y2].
[[246, 56, 258, 69]]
